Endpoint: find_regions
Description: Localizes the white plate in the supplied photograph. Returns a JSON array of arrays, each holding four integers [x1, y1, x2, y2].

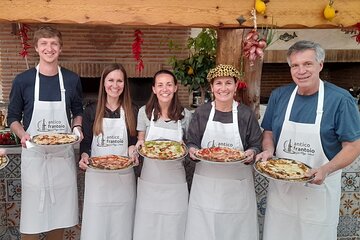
[[253, 158, 314, 183], [88, 155, 134, 173], [30, 133, 80, 148], [137, 139, 188, 161], [193, 148, 246, 164]]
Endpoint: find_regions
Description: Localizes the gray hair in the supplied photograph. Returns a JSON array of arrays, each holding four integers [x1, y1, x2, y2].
[[286, 40, 325, 66]]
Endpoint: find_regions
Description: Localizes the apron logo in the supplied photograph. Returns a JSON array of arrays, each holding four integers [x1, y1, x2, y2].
[[207, 140, 233, 148], [37, 119, 66, 132], [96, 135, 124, 147], [283, 139, 315, 156]]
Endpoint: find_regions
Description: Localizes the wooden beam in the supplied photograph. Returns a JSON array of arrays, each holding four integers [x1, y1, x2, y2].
[[0, 0, 359, 28], [216, 29, 262, 118]]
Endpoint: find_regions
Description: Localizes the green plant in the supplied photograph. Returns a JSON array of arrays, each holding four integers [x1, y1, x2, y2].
[[169, 28, 217, 93]]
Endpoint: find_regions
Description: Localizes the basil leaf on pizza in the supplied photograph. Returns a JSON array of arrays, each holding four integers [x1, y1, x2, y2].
[[194, 147, 246, 162], [32, 133, 78, 145], [89, 155, 133, 170], [138, 140, 187, 160], [255, 158, 312, 181]]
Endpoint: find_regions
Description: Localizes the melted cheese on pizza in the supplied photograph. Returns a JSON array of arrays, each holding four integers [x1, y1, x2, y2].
[[140, 141, 185, 160], [256, 159, 310, 180]]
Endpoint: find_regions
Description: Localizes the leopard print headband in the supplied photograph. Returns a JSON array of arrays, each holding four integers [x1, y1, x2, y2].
[[207, 64, 241, 82]]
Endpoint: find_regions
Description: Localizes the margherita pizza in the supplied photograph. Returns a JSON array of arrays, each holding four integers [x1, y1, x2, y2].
[[255, 158, 312, 181], [32, 133, 78, 145], [138, 140, 187, 160], [89, 155, 133, 170], [194, 147, 246, 162]]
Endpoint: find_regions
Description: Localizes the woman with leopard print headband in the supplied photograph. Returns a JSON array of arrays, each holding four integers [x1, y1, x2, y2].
[[185, 64, 262, 240]]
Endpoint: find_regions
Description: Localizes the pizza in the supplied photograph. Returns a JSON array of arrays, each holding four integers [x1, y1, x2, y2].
[[194, 147, 246, 162], [139, 140, 187, 160], [0, 155, 8, 169], [255, 158, 312, 181], [89, 155, 132, 170], [32, 133, 78, 145]]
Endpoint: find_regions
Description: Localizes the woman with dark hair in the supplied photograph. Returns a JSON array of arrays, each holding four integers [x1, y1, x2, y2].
[[79, 63, 138, 240], [133, 70, 192, 240]]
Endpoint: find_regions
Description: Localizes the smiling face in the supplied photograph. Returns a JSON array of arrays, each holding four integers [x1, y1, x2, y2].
[[104, 69, 125, 100], [35, 37, 62, 65], [211, 76, 236, 104], [152, 73, 178, 105], [289, 49, 323, 95]]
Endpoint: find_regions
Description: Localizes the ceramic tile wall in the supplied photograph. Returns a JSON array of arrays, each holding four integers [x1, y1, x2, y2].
[[0, 154, 359, 239]]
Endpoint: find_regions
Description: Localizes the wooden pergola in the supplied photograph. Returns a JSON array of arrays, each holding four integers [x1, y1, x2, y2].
[[1, 0, 359, 114]]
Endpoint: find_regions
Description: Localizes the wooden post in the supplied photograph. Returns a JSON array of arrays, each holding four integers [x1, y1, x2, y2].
[[216, 28, 263, 118]]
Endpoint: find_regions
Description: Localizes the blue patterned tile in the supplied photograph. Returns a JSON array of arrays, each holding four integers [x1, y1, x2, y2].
[[6, 202, 20, 227], [0, 226, 21, 240], [338, 215, 360, 237], [2, 155, 21, 179], [0, 203, 6, 227], [344, 157, 360, 172], [0, 179, 6, 202], [342, 172, 360, 192], [255, 172, 269, 196], [6, 179, 21, 202], [257, 195, 267, 217]]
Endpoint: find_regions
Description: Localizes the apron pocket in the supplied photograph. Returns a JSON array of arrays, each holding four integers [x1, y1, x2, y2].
[[267, 180, 295, 214], [190, 174, 250, 213], [85, 171, 136, 205], [136, 178, 188, 213], [295, 183, 327, 224]]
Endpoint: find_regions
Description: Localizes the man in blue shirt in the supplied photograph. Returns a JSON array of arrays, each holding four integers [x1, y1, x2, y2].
[[256, 40, 360, 240]]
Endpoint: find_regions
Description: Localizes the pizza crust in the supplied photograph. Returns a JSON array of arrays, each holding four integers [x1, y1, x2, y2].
[[139, 140, 187, 160], [195, 147, 246, 162], [89, 155, 132, 170], [255, 158, 311, 181], [32, 133, 78, 145]]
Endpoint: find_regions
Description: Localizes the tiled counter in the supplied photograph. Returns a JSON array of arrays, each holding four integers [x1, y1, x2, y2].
[[0, 147, 359, 239]]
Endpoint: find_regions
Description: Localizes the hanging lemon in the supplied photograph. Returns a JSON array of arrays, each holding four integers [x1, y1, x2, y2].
[[323, 4, 336, 20], [187, 66, 194, 75], [255, 0, 266, 15]]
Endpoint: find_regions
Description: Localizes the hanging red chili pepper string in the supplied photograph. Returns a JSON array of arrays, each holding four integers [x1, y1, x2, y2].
[[132, 29, 144, 74], [18, 23, 31, 69]]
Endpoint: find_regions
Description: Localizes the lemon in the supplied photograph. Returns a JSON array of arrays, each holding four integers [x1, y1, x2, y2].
[[187, 66, 194, 75], [324, 4, 336, 20], [255, 0, 266, 15]]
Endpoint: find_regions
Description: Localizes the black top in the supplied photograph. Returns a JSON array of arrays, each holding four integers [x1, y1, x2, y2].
[[80, 102, 139, 156], [187, 102, 262, 154], [7, 67, 83, 130]]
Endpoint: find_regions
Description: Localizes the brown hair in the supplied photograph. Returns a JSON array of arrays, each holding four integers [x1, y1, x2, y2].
[[145, 70, 184, 121], [93, 63, 137, 136], [33, 26, 63, 47]]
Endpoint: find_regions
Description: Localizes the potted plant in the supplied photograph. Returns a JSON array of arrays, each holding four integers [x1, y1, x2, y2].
[[169, 28, 217, 106]]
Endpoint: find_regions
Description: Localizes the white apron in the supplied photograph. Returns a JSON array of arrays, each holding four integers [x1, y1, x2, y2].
[[185, 101, 259, 240], [20, 66, 78, 234], [263, 81, 342, 240], [81, 108, 136, 240], [133, 111, 188, 240]]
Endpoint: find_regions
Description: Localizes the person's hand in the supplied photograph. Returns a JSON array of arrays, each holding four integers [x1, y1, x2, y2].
[[188, 147, 199, 161], [20, 133, 31, 148], [79, 153, 90, 170], [135, 139, 144, 149], [243, 149, 256, 164], [128, 145, 139, 166], [73, 126, 84, 142], [305, 167, 328, 185], [0, 148, 6, 156], [255, 150, 274, 162]]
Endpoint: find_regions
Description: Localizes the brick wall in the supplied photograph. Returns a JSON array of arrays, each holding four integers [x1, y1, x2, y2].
[[260, 62, 360, 103], [0, 23, 192, 106]]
